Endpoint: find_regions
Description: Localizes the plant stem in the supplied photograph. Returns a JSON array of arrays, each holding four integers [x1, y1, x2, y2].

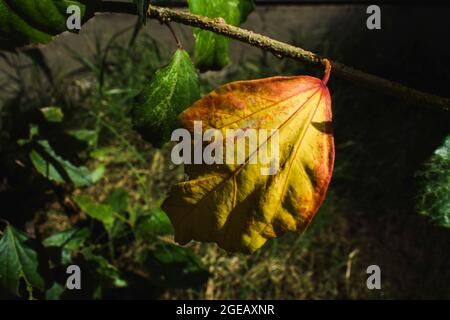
[[98, 2, 450, 112], [165, 22, 183, 49]]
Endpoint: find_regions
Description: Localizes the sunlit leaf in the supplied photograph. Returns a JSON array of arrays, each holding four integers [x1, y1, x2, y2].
[[163, 71, 334, 253], [188, 0, 255, 71], [132, 49, 200, 147]]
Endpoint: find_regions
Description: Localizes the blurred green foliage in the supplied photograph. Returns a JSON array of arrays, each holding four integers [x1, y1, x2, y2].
[[0, 30, 208, 300], [0, 0, 93, 49], [416, 136, 450, 228]]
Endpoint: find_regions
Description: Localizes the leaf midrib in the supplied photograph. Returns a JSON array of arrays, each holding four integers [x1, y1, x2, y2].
[[6, 227, 32, 292], [176, 85, 323, 226]]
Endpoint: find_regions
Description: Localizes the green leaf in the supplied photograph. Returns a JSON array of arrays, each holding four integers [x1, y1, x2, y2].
[[42, 227, 80, 247], [73, 194, 130, 241], [135, 242, 209, 289], [61, 228, 90, 264], [82, 248, 128, 289], [0, 0, 94, 49], [416, 135, 450, 228], [45, 282, 65, 300], [135, 207, 174, 239], [0, 225, 45, 297], [40, 106, 64, 123], [89, 147, 115, 161], [188, 0, 255, 71], [29, 140, 103, 186], [73, 195, 115, 233], [43, 227, 90, 264], [89, 164, 106, 184], [66, 129, 97, 147], [17, 123, 39, 146], [105, 188, 129, 214], [132, 49, 200, 147], [0, 0, 52, 46]]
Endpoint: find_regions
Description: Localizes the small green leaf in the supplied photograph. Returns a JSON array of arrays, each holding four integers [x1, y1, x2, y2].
[[43, 227, 80, 248], [0, 225, 45, 297], [29, 140, 102, 186], [73, 194, 129, 241], [73, 195, 115, 233], [66, 129, 97, 147], [188, 0, 255, 71], [43, 227, 90, 264], [29, 124, 39, 138], [61, 228, 90, 264], [89, 164, 106, 184], [135, 242, 209, 289], [45, 282, 65, 300], [40, 106, 64, 123], [135, 207, 174, 239], [132, 49, 200, 147], [17, 124, 39, 146], [89, 147, 115, 161], [416, 135, 450, 228], [82, 248, 128, 289], [105, 188, 129, 214]]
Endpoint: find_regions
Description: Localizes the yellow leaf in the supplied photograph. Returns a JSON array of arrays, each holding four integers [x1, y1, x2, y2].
[[163, 65, 334, 253]]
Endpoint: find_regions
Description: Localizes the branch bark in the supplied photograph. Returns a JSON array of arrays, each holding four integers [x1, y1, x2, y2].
[[99, 2, 450, 112]]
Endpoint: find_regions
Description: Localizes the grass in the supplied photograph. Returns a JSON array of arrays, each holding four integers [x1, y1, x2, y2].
[[165, 193, 377, 300]]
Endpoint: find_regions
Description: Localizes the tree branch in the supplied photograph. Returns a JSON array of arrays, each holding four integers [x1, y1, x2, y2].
[[98, 3, 450, 112]]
